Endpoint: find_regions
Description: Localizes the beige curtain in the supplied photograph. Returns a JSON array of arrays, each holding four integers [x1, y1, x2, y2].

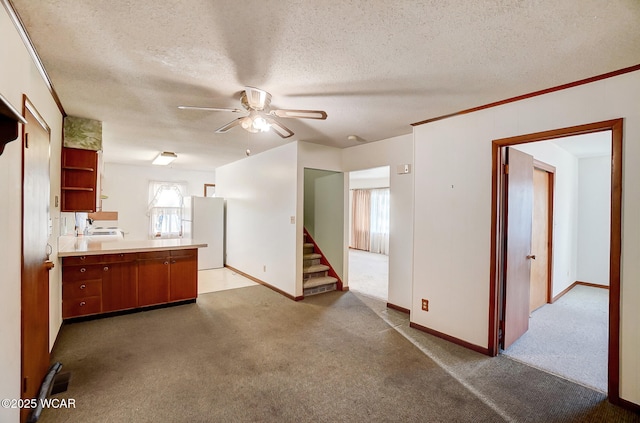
[[350, 189, 371, 250]]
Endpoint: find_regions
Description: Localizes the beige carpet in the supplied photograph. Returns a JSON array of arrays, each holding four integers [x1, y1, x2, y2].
[[348, 249, 388, 300], [502, 285, 608, 392], [39, 286, 638, 423]]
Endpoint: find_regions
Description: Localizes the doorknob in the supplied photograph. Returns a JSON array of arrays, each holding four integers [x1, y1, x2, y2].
[[526, 255, 536, 260]]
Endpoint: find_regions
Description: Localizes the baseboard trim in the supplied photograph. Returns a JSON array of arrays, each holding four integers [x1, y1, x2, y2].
[[552, 281, 609, 302], [612, 396, 640, 413], [341, 286, 350, 292], [386, 302, 410, 315], [409, 322, 490, 356], [576, 281, 609, 290], [225, 265, 304, 301]]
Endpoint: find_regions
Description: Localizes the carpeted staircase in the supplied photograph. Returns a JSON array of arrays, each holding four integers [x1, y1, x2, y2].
[[303, 231, 339, 296]]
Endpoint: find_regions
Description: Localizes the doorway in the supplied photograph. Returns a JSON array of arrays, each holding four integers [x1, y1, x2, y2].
[[501, 134, 611, 392], [348, 166, 390, 301], [21, 96, 52, 422], [490, 119, 622, 402]]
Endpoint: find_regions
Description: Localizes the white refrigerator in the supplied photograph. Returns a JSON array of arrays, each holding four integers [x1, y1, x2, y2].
[[182, 196, 224, 270]]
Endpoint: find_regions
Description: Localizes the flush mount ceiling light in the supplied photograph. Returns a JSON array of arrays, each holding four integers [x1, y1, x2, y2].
[[347, 135, 366, 142], [152, 151, 177, 165]]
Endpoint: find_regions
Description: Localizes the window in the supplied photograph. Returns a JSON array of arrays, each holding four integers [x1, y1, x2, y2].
[[350, 188, 390, 255], [147, 181, 187, 238]]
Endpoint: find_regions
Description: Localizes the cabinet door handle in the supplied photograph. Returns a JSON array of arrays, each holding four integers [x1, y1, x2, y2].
[[80, 267, 86, 273], [80, 284, 86, 290], [80, 256, 86, 261], [80, 301, 86, 307], [163, 261, 169, 265], [104, 266, 109, 271], [171, 260, 176, 264]]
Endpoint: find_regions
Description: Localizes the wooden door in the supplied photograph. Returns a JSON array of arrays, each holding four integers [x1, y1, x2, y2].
[[502, 147, 534, 349], [530, 167, 552, 312], [21, 100, 51, 422]]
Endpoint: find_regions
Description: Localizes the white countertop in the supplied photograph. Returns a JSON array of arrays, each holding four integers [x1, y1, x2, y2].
[[58, 236, 207, 257]]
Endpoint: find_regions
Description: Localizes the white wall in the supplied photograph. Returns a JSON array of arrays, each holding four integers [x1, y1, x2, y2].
[[350, 176, 390, 190], [512, 142, 580, 296], [342, 134, 414, 310], [577, 155, 611, 286], [412, 70, 640, 404], [1, 6, 64, 422], [217, 142, 299, 296], [100, 162, 215, 240]]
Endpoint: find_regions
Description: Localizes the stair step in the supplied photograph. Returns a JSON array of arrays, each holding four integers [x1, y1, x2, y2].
[[303, 264, 330, 274], [303, 276, 338, 289], [303, 259, 321, 267], [303, 253, 322, 260]]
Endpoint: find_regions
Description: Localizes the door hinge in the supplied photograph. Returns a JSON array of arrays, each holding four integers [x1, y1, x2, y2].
[[23, 377, 28, 393], [503, 164, 509, 174], [25, 133, 29, 149], [498, 320, 505, 341]]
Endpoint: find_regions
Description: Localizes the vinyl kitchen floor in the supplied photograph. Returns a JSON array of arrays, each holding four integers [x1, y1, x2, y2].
[[198, 267, 257, 295]]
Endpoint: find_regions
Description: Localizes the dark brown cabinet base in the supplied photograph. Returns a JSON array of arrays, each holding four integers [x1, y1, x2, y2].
[[62, 249, 198, 319]]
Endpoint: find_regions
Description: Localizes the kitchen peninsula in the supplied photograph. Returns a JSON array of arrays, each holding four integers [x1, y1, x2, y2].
[[58, 237, 207, 319]]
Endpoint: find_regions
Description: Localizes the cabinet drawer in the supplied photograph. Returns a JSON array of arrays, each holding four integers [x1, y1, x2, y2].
[[62, 265, 104, 282], [137, 251, 170, 260], [63, 279, 102, 300], [63, 255, 104, 266], [171, 248, 197, 258], [103, 253, 137, 263], [62, 296, 101, 318]]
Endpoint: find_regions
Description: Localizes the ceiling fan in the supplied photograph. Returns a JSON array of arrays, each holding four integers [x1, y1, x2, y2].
[[178, 87, 327, 138]]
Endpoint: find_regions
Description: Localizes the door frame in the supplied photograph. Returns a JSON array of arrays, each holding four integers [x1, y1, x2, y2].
[[488, 118, 622, 402]]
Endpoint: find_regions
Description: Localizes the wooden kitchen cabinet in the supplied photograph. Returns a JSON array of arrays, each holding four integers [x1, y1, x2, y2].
[[62, 249, 198, 319], [169, 249, 198, 301], [101, 253, 138, 312], [61, 147, 99, 212], [62, 257, 104, 318], [137, 251, 170, 307]]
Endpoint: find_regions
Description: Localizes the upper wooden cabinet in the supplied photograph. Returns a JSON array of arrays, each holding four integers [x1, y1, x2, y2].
[[61, 147, 100, 212]]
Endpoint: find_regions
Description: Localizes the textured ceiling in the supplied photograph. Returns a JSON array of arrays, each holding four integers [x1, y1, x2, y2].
[[9, 0, 640, 171]]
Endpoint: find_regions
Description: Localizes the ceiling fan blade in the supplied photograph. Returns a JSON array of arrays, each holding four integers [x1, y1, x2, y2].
[[215, 117, 245, 133], [269, 109, 327, 120], [243, 86, 271, 110], [178, 105, 244, 113], [265, 117, 294, 138]]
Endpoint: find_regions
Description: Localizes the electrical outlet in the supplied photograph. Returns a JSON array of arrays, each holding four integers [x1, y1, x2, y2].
[[421, 299, 429, 312]]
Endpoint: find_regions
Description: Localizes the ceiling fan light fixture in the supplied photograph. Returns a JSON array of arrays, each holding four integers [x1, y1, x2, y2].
[[241, 112, 271, 133], [152, 151, 177, 165]]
